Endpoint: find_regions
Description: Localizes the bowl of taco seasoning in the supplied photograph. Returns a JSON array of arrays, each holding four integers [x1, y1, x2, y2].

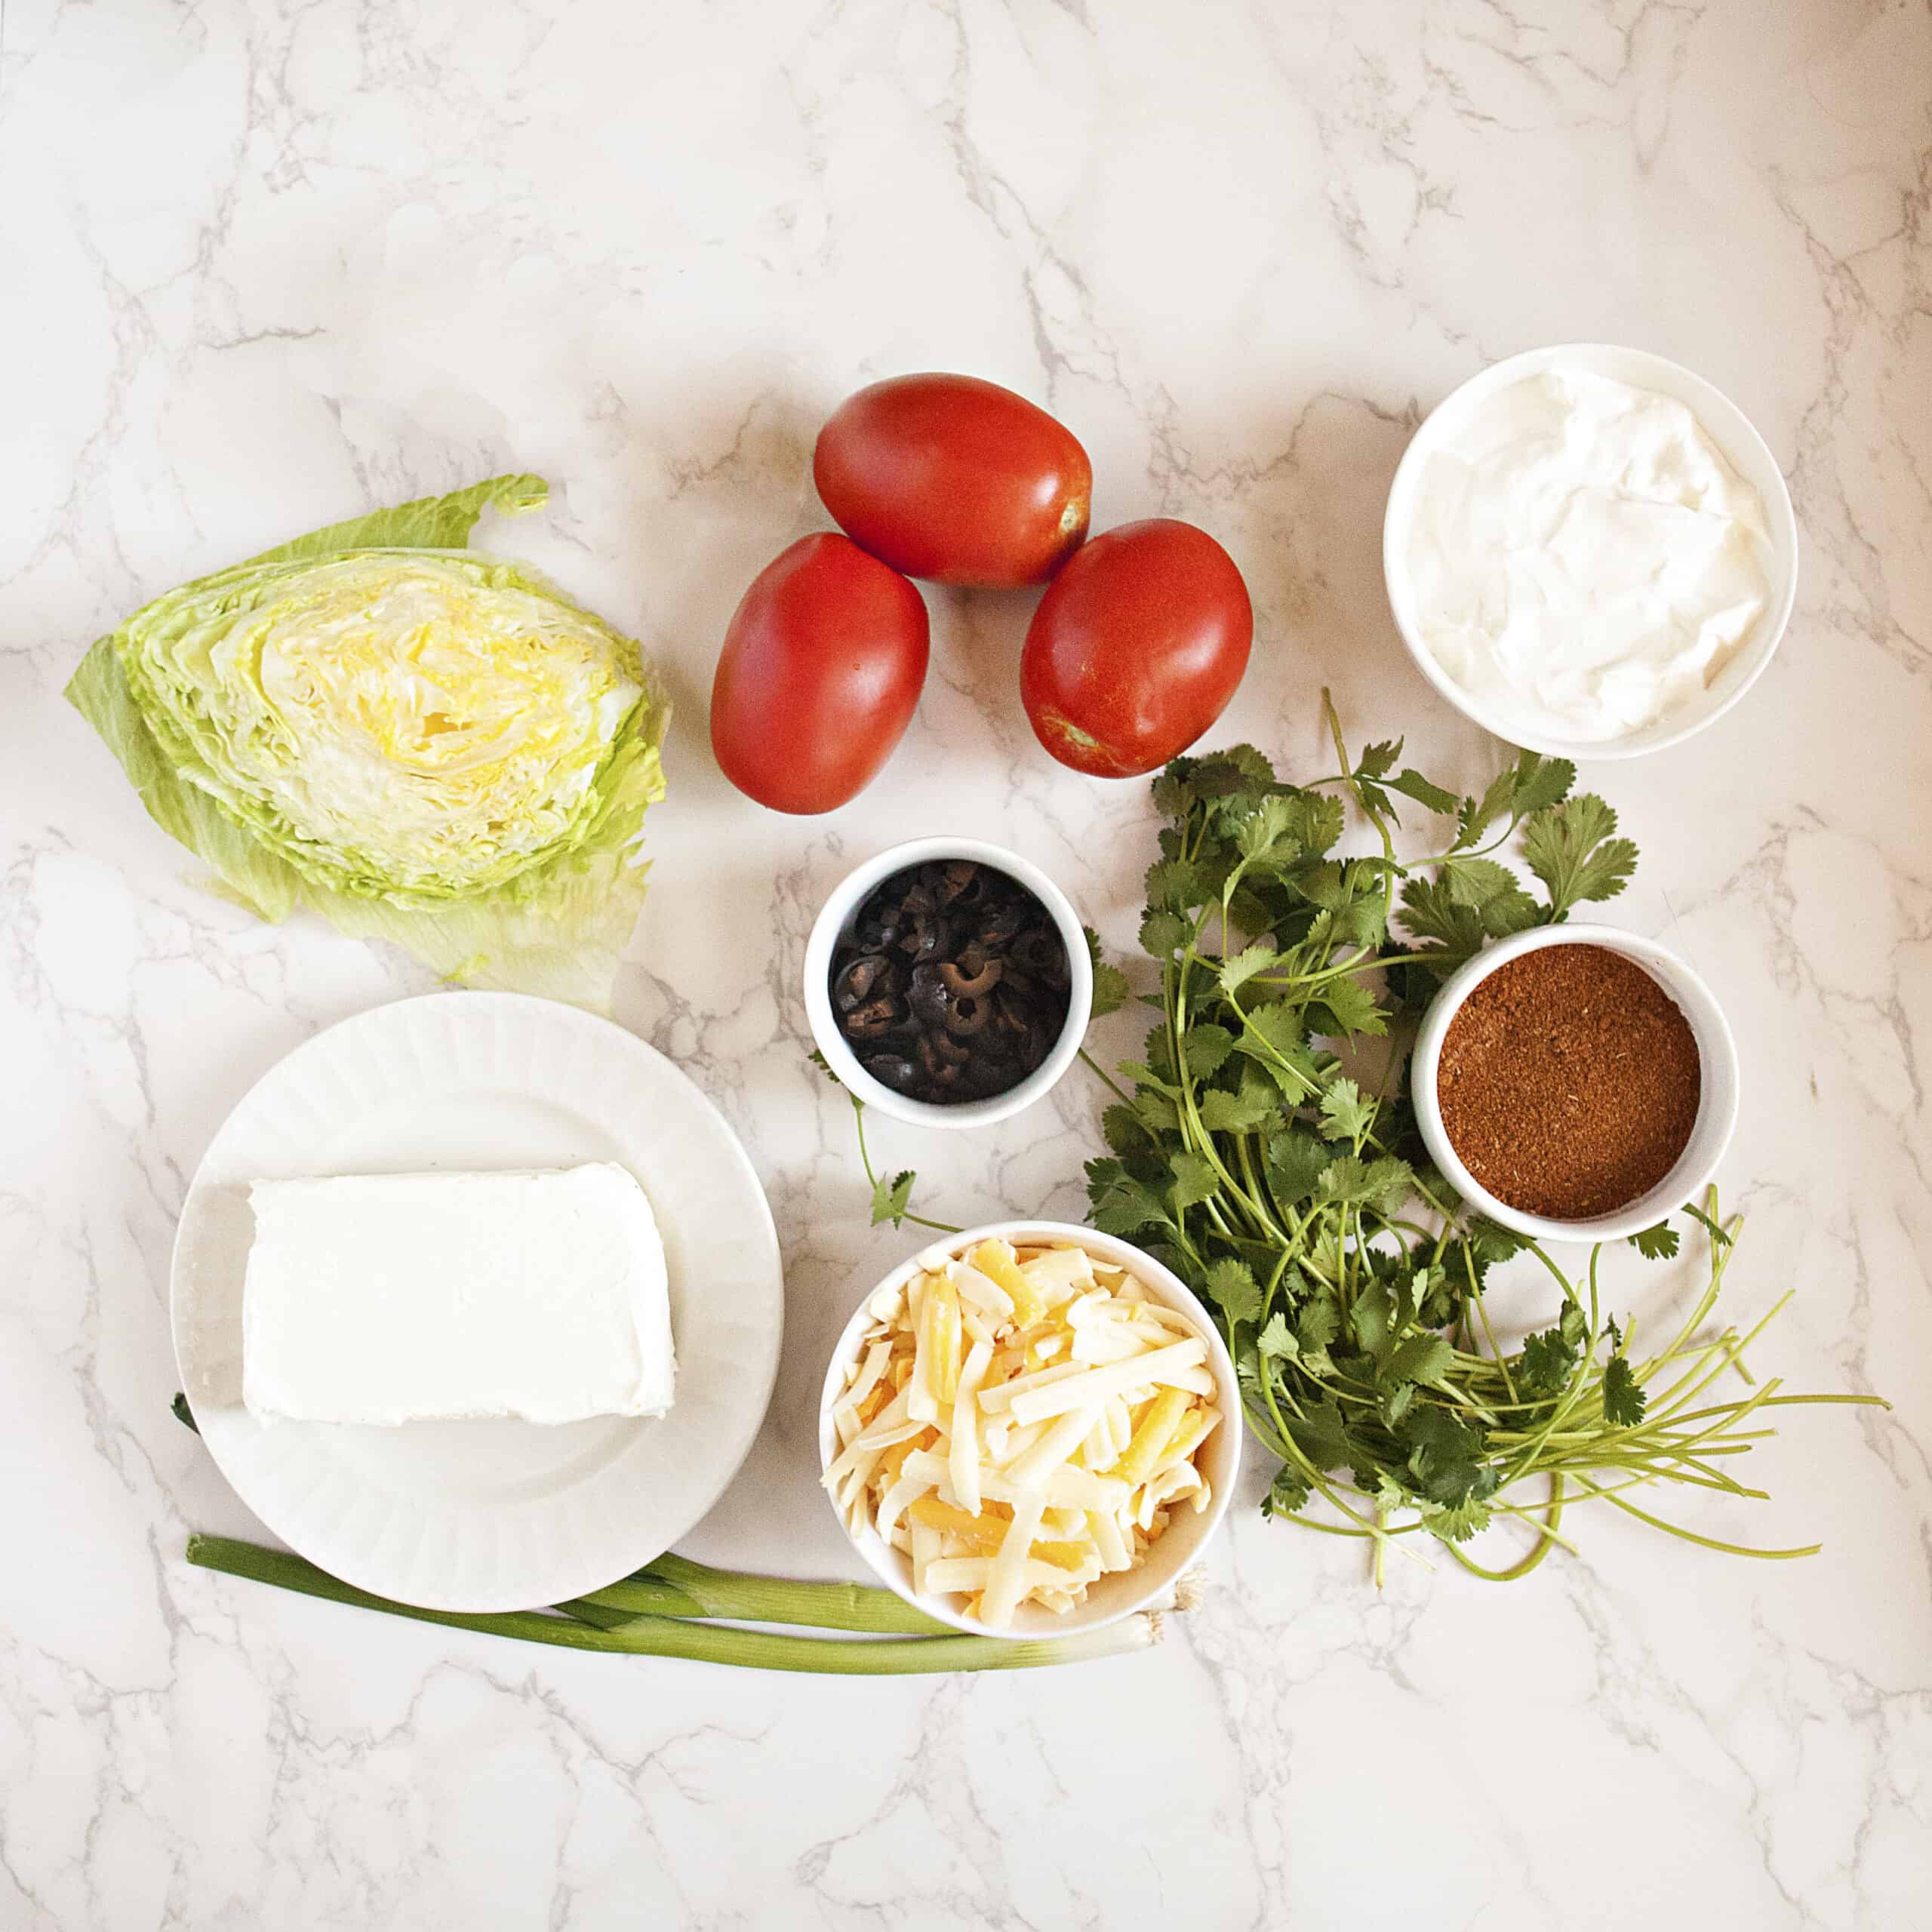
[[1410, 924, 1740, 1243]]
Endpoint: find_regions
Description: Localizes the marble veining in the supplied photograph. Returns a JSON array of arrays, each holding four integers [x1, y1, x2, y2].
[[2, 1, 1928, 1925]]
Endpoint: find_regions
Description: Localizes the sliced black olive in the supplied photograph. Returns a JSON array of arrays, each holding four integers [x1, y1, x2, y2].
[[834, 954, 891, 1012], [915, 1035, 962, 1086], [863, 1054, 922, 1094], [907, 961, 952, 1029], [928, 860, 978, 907], [977, 900, 1026, 949], [844, 995, 907, 1040], [991, 985, 1031, 1033], [943, 993, 992, 1036], [938, 957, 1001, 999], [1008, 925, 1069, 986]]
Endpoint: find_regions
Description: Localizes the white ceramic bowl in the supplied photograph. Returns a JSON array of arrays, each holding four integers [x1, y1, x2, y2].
[[817, 1220, 1241, 1638], [804, 838, 1093, 1131], [1382, 342, 1798, 759], [1410, 924, 1740, 1244]]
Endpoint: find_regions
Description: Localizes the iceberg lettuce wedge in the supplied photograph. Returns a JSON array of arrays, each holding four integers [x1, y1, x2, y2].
[[66, 475, 667, 1009]]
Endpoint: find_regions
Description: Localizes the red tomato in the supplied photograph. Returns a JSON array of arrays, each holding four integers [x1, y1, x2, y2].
[[1020, 519, 1253, 778], [813, 373, 1091, 588], [711, 534, 930, 814]]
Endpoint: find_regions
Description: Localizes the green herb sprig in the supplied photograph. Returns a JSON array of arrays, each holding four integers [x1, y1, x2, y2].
[[1079, 697, 1884, 1580]]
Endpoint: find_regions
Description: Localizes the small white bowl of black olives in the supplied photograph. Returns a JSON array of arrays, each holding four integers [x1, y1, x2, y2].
[[804, 838, 1094, 1130]]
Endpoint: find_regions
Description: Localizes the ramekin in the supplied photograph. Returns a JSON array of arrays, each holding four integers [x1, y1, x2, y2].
[[1382, 342, 1798, 759], [804, 838, 1093, 1131], [1410, 923, 1740, 1244], [817, 1220, 1241, 1638]]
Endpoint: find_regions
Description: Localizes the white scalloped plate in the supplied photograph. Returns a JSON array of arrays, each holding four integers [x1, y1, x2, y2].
[[171, 992, 783, 1613]]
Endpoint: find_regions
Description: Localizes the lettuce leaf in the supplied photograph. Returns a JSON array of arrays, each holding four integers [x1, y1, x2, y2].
[[66, 476, 668, 1011]]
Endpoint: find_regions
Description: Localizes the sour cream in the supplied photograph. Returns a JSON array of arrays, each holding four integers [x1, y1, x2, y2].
[[1398, 367, 1773, 744]]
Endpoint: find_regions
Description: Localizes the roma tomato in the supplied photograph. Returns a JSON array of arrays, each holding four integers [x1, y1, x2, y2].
[[813, 373, 1091, 588], [711, 534, 930, 814], [1020, 519, 1253, 778]]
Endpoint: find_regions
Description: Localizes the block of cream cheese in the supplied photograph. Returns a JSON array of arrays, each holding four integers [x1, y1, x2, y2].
[[242, 1164, 675, 1425]]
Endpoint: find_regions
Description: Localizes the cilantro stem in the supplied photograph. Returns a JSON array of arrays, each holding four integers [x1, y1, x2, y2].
[[851, 1096, 961, 1237], [1562, 1479, 1823, 1559], [1078, 1047, 1134, 1108]]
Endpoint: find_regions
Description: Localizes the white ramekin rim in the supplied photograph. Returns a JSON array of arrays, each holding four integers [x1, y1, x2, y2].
[[1410, 922, 1741, 1244], [1381, 341, 1799, 761], [803, 838, 1094, 1131], [817, 1220, 1242, 1639]]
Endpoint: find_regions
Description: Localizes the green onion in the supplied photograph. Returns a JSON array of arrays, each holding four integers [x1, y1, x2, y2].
[[185, 1535, 1158, 1675], [578, 1552, 955, 1635]]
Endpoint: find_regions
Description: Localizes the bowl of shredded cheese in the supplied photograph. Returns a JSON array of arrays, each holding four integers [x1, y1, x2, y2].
[[819, 1221, 1241, 1638]]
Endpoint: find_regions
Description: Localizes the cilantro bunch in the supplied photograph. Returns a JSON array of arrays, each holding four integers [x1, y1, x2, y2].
[[1080, 700, 1880, 1580]]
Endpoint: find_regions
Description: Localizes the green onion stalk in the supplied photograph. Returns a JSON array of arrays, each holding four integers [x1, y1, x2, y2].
[[181, 1536, 1162, 1675]]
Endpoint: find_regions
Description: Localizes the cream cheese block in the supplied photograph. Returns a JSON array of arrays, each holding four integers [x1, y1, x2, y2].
[[242, 1164, 676, 1425]]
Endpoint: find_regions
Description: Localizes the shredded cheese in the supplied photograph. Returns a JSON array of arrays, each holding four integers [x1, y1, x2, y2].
[[826, 1237, 1219, 1627]]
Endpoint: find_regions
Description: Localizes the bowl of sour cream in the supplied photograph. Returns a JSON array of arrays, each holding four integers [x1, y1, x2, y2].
[[1382, 343, 1798, 758]]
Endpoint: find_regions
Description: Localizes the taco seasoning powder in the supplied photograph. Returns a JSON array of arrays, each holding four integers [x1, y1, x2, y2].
[[1435, 943, 1701, 1220]]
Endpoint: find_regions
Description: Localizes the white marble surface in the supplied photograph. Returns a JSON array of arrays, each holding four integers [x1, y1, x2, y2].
[[4, 1, 1929, 1925]]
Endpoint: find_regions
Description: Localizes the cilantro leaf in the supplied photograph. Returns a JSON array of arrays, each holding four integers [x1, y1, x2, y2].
[[1140, 909, 1192, 957], [1284, 1396, 1359, 1476], [1233, 1003, 1316, 1088], [1457, 767, 1521, 849], [1521, 795, 1638, 918], [1398, 875, 1485, 960], [1084, 926, 1131, 1017], [1183, 1024, 1235, 1080], [869, 1169, 917, 1229], [1518, 1323, 1579, 1393], [1386, 768, 1460, 817], [1198, 1082, 1278, 1133], [1232, 795, 1298, 860], [1150, 767, 1194, 818], [1198, 1074, 1275, 1128], [1349, 1278, 1394, 1355], [1168, 1151, 1223, 1211], [1629, 1220, 1680, 1260], [1299, 1291, 1342, 1352], [1317, 1078, 1377, 1143], [1482, 888, 1544, 938], [1356, 738, 1401, 781], [1466, 1219, 1527, 1266], [1258, 1312, 1298, 1360], [1422, 1496, 1494, 1543], [1143, 861, 1207, 913], [1386, 1332, 1454, 1389], [1296, 862, 1352, 911], [1262, 1463, 1313, 1518], [1204, 1257, 1264, 1327], [1510, 751, 1576, 819], [1380, 1382, 1417, 1429], [1602, 1352, 1648, 1426], [1266, 1127, 1333, 1204], [1309, 974, 1389, 1039], [1399, 1405, 1494, 1506], [1444, 857, 1522, 909], [1219, 944, 1275, 994], [1087, 1161, 1170, 1236]]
